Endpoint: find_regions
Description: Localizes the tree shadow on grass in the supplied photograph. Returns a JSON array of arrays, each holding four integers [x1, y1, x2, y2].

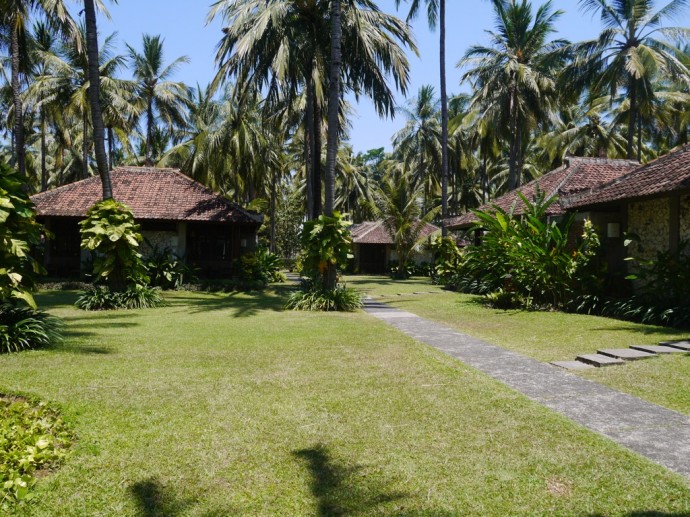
[[294, 444, 415, 516], [591, 512, 690, 516], [130, 478, 231, 517], [589, 325, 688, 337], [166, 285, 293, 318]]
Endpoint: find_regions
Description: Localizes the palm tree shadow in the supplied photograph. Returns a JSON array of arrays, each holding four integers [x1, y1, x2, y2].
[[294, 445, 408, 516], [130, 478, 231, 517]]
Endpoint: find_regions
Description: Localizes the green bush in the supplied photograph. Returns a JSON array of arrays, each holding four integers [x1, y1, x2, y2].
[[430, 237, 463, 284], [79, 199, 148, 291], [286, 280, 362, 312], [1, 396, 72, 511], [0, 163, 46, 308], [300, 212, 352, 285], [235, 247, 286, 286], [446, 192, 601, 309], [0, 304, 63, 353], [75, 285, 164, 311], [145, 246, 198, 290]]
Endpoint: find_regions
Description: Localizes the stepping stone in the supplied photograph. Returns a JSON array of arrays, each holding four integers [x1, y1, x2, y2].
[[659, 340, 690, 351], [598, 348, 657, 360], [550, 360, 595, 371], [631, 345, 686, 354], [576, 353, 625, 367]]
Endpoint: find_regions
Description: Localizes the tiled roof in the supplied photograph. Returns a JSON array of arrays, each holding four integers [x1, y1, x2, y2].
[[31, 167, 262, 224], [446, 157, 638, 229], [351, 220, 439, 244], [567, 145, 690, 208]]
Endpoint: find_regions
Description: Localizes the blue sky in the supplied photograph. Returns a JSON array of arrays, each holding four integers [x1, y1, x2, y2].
[[94, 0, 690, 154]]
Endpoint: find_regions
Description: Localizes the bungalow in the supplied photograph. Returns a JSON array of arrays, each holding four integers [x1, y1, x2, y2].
[[350, 220, 439, 274], [31, 166, 262, 278]]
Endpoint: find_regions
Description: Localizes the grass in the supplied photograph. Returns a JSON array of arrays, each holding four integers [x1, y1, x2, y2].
[[346, 275, 690, 416], [0, 286, 689, 515]]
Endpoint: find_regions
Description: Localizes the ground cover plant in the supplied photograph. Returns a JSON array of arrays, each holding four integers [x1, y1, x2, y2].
[[346, 276, 690, 416], [0, 395, 72, 512], [0, 287, 689, 514]]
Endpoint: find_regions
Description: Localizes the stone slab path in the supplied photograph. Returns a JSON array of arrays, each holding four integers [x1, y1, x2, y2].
[[363, 299, 690, 478]]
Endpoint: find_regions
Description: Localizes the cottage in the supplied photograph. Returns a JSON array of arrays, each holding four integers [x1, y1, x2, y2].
[[31, 167, 262, 278], [350, 220, 439, 274]]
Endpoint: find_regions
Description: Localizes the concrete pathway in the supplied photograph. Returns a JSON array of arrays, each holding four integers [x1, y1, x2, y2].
[[363, 299, 690, 478]]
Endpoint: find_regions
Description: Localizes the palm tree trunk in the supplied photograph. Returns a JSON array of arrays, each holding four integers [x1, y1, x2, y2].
[[627, 79, 637, 160], [146, 101, 155, 166], [84, 0, 113, 200], [305, 79, 315, 220], [637, 111, 642, 163], [439, 0, 449, 236], [324, 0, 342, 289], [41, 109, 47, 191], [11, 23, 26, 179], [313, 101, 323, 217], [83, 112, 89, 179], [270, 168, 276, 253], [508, 89, 518, 191], [108, 126, 115, 169]]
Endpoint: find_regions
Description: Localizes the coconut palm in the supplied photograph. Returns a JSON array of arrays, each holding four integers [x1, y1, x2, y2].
[[459, 0, 569, 191], [0, 0, 77, 179], [570, 0, 690, 160], [395, 0, 450, 235], [393, 85, 442, 212], [210, 0, 416, 220], [127, 34, 190, 166]]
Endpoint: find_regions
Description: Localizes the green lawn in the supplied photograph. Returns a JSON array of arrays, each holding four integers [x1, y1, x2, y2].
[[1, 286, 690, 515], [345, 275, 690, 416]]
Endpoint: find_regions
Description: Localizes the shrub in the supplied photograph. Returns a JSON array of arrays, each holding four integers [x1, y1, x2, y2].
[[286, 280, 362, 312], [75, 285, 164, 311], [0, 304, 63, 353], [79, 199, 148, 291], [300, 212, 352, 287], [0, 396, 72, 511], [446, 192, 601, 309], [235, 247, 285, 286], [430, 237, 463, 284], [0, 163, 46, 308], [145, 246, 198, 290]]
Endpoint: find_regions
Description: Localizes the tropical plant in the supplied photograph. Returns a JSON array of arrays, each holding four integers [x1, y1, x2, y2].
[[144, 246, 197, 290], [449, 192, 601, 308], [374, 169, 439, 279], [0, 303, 62, 353], [430, 235, 462, 284], [0, 163, 44, 308], [235, 246, 285, 286], [75, 285, 164, 311], [79, 199, 147, 292], [459, 0, 569, 191], [569, 0, 690, 160], [127, 34, 190, 166], [299, 211, 353, 281], [286, 279, 362, 312]]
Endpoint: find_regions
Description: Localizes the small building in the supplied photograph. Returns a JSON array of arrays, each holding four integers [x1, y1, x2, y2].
[[350, 220, 439, 274], [31, 167, 262, 278]]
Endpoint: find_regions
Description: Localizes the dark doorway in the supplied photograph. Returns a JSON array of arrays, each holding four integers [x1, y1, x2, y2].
[[358, 244, 387, 274]]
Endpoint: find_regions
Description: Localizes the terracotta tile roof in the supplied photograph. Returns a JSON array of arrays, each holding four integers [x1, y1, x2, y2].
[[446, 157, 638, 229], [567, 145, 690, 208], [351, 220, 439, 244], [31, 167, 262, 224]]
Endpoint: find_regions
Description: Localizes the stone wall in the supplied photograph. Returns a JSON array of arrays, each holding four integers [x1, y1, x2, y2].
[[681, 194, 690, 243], [627, 198, 669, 261]]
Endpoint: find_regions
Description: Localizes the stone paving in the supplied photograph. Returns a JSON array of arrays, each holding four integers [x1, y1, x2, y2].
[[363, 298, 690, 478]]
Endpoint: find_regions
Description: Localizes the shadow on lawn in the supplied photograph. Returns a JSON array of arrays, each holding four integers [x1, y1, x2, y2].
[[591, 513, 690, 516], [130, 478, 230, 517], [166, 285, 293, 318], [294, 445, 408, 516]]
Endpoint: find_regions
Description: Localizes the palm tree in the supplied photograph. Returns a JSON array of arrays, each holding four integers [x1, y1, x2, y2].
[[459, 0, 569, 191], [210, 0, 415, 219], [324, 0, 342, 219], [83, 0, 111, 199], [127, 34, 190, 166], [0, 0, 77, 179], [395, 0, 450, 235], [570, 0, 690, 160], [392, 85, 441, 212]]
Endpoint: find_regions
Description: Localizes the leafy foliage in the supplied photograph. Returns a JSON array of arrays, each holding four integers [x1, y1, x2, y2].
[[79, 200, 148, 291], [300, 212, 353, 280], [75, 286, 164, 311], [0, 305, 63, 354], [286, 280, 362, 312], [145, 246, 198, 290], [430, 236, 463, 284], [0, 164, 46, 309], [235, 247, 286, 286], [1, 396, 72, 511], [446, 192, 601, 308]]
